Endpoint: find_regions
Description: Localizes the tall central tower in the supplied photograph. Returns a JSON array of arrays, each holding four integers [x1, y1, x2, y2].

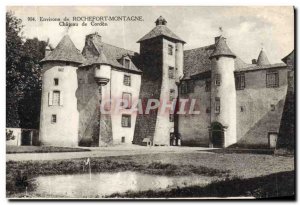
[[134, 16, 185, 145]]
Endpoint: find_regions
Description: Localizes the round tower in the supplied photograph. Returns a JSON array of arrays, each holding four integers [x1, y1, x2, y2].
[[209, 36, 237, 148], [39, 35, 85, 147]]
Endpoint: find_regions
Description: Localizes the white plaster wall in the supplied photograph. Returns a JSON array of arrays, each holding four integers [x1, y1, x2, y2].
[[153, 39, 180, 145], [39, 62, 79, 147], [110, 69, 141, 144], [211, 57, 237, 147]]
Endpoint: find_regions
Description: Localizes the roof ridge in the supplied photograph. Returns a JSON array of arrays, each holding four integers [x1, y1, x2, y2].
[[184, 44, 215, 52], [101, 41, 138, 55]]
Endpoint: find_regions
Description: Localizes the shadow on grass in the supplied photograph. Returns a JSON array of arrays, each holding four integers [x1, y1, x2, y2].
[[109, 171, 295, 199]]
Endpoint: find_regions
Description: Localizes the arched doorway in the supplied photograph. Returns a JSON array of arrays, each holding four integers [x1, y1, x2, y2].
[[210, 122, 225, 148]]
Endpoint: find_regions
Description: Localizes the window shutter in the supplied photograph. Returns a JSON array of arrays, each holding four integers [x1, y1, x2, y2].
[[60, 91, 63, 106], [48, 91, 53, 106]]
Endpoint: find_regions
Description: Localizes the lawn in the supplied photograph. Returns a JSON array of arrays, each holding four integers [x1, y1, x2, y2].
[[6, 145, 90, 154], [6, 151, 294, 198]]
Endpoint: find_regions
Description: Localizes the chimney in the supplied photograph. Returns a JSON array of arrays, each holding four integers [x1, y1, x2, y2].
[[215, 36, 226, 43], [252, 59, 257, 64], [85, 32, 102, 46]]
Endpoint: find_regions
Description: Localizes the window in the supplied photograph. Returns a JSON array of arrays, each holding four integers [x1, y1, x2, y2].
[[51, 114, 57, 123], [168, 67, 175, 79], [58, 67, 64, 72], [124, 59, 130, 69], [205, 80, 211, 92], [169, 89, 175, 101], [169, 114, 174, 122], [236, 73, 245, 90], [121, 136, 125, 143], [54, 78, 59, 86], [266, 71, 279, 88], [215, 74, 221, 86], [206, 107, 211, 113], [52, 91, 60, 106], [122, 92, 132, 109], [215, 97, 220, 114], [123, 75, 131, 86], [240, 106, 245, 112], [121, 115, 131, 127], [181, 82, 188, 94], [187, 81, 194, 93], [168, 45, 173, 55], [271, 104, 275, 111]]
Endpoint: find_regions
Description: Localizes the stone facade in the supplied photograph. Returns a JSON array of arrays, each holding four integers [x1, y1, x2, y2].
[[39, 16, 293, 149]]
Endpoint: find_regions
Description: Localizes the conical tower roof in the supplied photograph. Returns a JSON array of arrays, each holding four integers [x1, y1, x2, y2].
[[209, 36, 236, 59], [257, 49, 270, 65], [40, 35, 85, 64], [137, 16, 185, 43]]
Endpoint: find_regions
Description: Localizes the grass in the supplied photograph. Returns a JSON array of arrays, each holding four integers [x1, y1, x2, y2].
[[6, 145, 90, 154], [6, 151, 294, 198]]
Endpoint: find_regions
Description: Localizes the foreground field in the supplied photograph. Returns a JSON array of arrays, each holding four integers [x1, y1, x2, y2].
[[6, 150, 294, 199]]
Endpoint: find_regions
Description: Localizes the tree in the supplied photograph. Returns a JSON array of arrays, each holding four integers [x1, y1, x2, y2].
[[6, 11, 23, 127], [6, 11, 47, 129], [18, 38, 47, 129]]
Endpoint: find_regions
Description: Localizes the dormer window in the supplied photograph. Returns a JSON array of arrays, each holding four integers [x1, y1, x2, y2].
[[124, 59, 130, 69]]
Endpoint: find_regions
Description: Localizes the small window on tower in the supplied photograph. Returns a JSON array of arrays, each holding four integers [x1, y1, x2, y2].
[[122, 92, 132, 109], [121, 136, 125, 143], [168, 67, 174, 79], [169, 89, 175, 101], [271, 104, 276, 111], [121, 115, 131, 127], [240, 106, 245, 112], [52, 91, 60, 106], [215, 74, 221, 86], [215, 97, 220, 114], [168, 45, 173, 55], [54, 78, 59, 86], [51, 114, 57, 123]]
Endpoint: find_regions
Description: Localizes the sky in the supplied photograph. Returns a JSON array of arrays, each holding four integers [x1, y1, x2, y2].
[[7, 6, 294, 63]]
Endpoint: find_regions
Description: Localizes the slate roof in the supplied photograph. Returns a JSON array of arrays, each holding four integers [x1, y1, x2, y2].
[[257, 49, 270, 65], [82, 39, 142, 73], [183, 42, 286, 79], [209, 36, 236, 59], [282, 50, 294, 63], [40, 35, 85, 64], [137, 19, 185, 43]]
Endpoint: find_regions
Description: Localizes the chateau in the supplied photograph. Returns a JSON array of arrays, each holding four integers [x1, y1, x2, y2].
[[38, 16, 292, 148]]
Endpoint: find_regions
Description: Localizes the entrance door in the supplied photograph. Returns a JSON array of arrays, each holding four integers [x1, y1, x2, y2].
[[211, 122, 224, 148], [268, 133, 278, 148], [170, 133, 175, 146], [21, 130, 32, 146]]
